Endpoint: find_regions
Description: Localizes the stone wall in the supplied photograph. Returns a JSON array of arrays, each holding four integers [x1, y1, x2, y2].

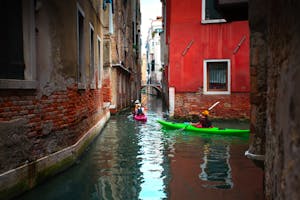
[[265, 1, 300, 199], [248, 0, 268, 160], [249, 0, 300, 199], [173, 92, 250, 120]]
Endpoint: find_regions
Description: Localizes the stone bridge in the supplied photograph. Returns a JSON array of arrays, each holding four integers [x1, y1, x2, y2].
[[141, 84, 162, 95]]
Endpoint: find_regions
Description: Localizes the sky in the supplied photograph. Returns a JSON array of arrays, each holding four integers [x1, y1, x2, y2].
[[140, 0, 162, 54]]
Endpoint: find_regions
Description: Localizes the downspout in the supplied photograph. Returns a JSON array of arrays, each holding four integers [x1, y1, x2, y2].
[[103, 0, 114, 35], [108, 2, 114, 35]]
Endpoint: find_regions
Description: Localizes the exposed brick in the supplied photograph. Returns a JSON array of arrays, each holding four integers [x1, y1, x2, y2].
[[174, 92, 250, 119]]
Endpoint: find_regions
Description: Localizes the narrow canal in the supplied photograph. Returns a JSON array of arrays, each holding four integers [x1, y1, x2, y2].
[[16, 95, 263, 200]]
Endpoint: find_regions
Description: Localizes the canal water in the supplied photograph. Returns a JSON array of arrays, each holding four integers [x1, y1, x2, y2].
[[16, 95, 263, 200]]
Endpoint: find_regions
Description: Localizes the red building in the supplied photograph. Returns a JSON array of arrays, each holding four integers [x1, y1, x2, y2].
[[161, 0, 250, 119]]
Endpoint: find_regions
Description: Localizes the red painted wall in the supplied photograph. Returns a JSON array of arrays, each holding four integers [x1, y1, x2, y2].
[[167, 0, 250, 93]]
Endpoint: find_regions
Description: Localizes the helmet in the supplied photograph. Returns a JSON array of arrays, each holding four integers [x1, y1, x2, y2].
[[201, 110, 209, 116], [135, 100, 140, 104]]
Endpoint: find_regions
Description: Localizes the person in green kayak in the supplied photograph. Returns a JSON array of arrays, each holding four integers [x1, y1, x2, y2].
[[193, 110, 212, 128]]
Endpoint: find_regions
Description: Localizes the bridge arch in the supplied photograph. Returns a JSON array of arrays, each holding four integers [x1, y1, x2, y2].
[[141, 84, 162, 96]]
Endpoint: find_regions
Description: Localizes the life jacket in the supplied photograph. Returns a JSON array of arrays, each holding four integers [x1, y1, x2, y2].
[[199, 117, 212, 128], [137, 107, 143, 115]]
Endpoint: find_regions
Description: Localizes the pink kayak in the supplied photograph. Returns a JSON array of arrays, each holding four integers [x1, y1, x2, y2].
[[133, 114, 147, 122]]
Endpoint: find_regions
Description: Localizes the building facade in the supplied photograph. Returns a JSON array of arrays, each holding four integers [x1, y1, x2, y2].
[[146, 17, 163, 88], [217, 0, 300, 199], [161, 0, 250, 119], [105, 0, 142, 113], [0, 0, 140, 199]]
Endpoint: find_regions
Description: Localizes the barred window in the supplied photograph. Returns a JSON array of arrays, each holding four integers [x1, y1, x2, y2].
[[207, 62, 227, 90], [203, 59, 230, 94]]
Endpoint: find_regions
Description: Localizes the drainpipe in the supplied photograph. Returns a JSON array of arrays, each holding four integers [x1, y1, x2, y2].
[[103, 0, 114, 35], [244, 150, 264, 161]]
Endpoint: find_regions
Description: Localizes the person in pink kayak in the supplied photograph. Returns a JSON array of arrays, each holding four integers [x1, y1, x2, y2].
[[136, 104, 145, 116]]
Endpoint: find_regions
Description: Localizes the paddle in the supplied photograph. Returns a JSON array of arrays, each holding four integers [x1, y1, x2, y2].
[[208, 101, 220, 111], [176, 101, 220, 132]]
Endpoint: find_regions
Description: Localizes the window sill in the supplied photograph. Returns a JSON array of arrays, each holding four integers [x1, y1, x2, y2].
[[78, 83, 86, 90], [0, 79, 37, 89], [90, 83, 96, 90], [203, 91, 231, 95], [201, 19, 227, 24]]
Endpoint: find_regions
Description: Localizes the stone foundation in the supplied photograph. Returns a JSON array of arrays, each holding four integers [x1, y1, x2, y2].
[[0, 111, 110, 200]]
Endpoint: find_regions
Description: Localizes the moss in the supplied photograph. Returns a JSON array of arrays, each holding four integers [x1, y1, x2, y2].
[[0, 118, 108, 199], [0, 157, 76, 199], [0, 180, 30, 200], [36, 156, 75, 184], [77, 134, 96, 157]]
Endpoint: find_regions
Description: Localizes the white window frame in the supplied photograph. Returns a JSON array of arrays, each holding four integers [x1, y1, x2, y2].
[[89, 22, 96, 89], [203, 59, 231, 95], [77, 3, 86, 89], [201, 0, 226, 24], [97, 35, 102, 89], [0, 0, 37, 89]]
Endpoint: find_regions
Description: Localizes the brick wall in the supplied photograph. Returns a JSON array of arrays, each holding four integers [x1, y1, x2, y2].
[[102, 70, 111, 103], [0, 84, 106, 173], [174, 92, 250, 120]]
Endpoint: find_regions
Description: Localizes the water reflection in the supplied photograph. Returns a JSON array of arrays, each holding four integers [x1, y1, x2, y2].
[[88, 119, 143, 199], [163, 129, 263, 200], [16, 95, 263, 200], [199, 143, 233, 189]]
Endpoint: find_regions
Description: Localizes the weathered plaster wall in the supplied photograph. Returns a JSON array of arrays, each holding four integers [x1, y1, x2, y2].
[[108, 0, 141, 112], [36, 0, 77, 94], [0, 0, 107, 176]]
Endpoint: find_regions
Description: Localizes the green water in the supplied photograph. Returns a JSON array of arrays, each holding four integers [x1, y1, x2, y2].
[[16, 95, 263, 200]]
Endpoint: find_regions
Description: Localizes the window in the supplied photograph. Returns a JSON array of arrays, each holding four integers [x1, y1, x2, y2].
[[77, 3, 85, 89], [97, 35, 102, 88], [202, 0, 226, 24], [0, 0, 24, 79], [203, 59, 230, 95], [0, 0, 37, 89], [151, 60, 155, 71], [89, 23, 95, 89]]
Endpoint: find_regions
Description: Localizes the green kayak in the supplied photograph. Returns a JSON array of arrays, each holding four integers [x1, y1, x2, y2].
[[157, 119, 250, 136]]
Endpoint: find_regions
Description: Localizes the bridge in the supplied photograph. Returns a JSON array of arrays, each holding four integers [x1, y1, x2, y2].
[[141, 84, 162, 95]]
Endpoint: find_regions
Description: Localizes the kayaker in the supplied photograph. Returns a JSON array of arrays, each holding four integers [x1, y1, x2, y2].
[[193, 110, 212, 128], [133, 100, 140, 114], [136, 104, 145, 116]]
